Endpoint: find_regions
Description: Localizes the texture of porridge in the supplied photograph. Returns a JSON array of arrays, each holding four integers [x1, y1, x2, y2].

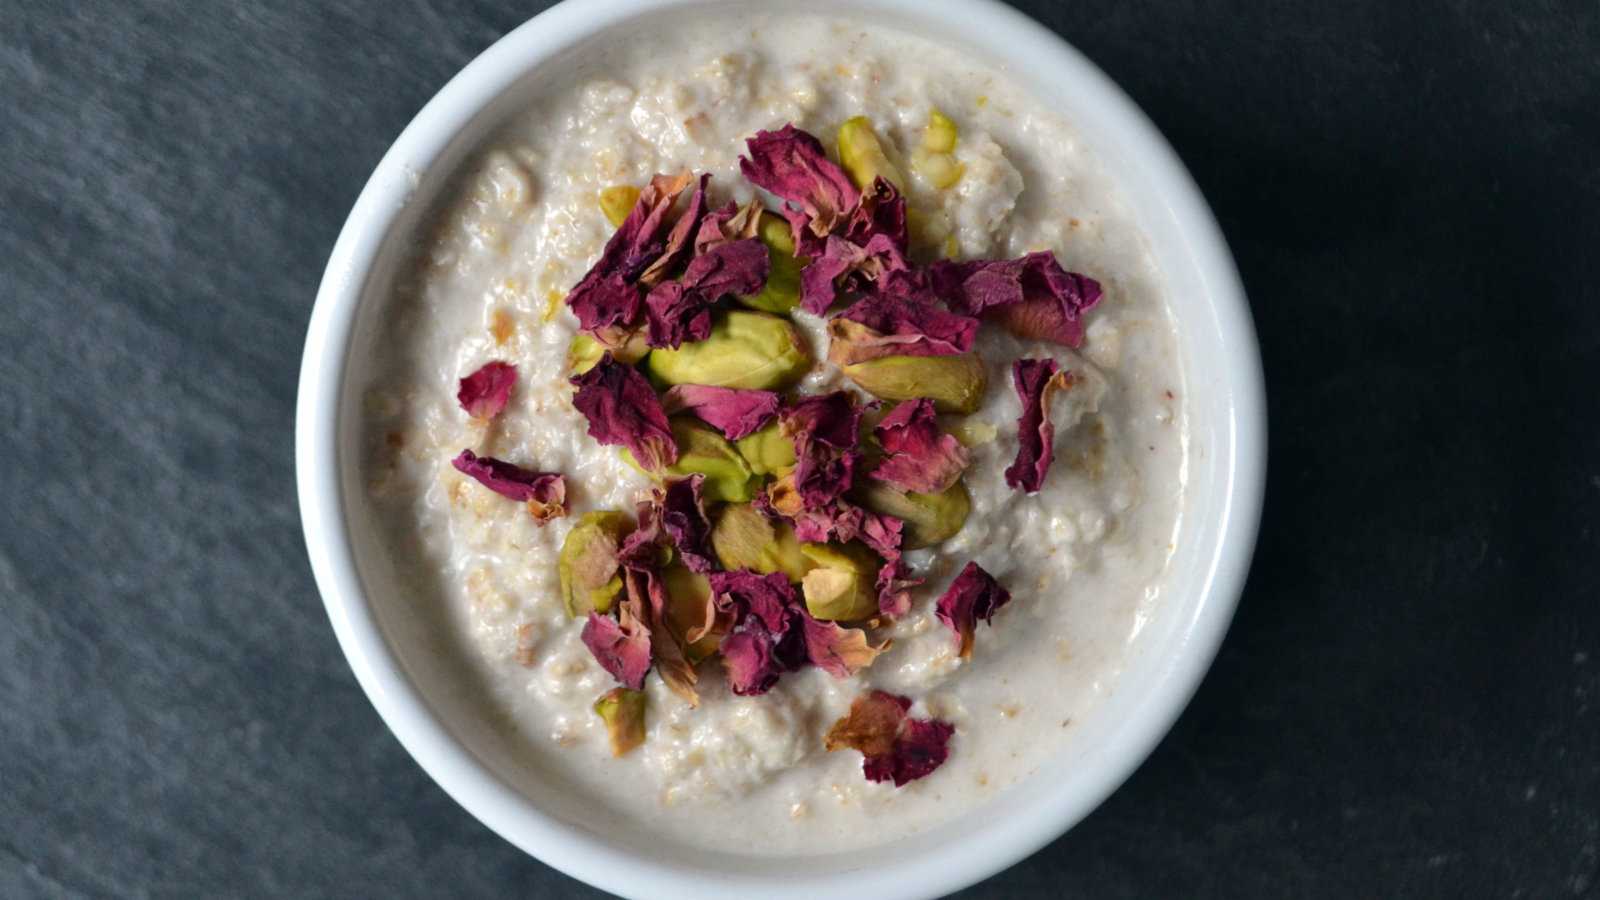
[[362, 14, 1186, 853]]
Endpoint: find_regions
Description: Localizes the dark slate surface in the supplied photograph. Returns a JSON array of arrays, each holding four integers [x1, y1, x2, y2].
[[3, 1, 1597, 897]]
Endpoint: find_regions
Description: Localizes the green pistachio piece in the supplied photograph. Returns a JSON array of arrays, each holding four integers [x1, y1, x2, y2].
[[597, 185, 641, 227], [854, 480, 972, 550], [661, 564, 720, 663], [911, 147, 965, 189], [799, 541, 882, 621], [837, 116, 905, 191], [736, 213, 804, 314], [621, 417, 761, 502], [646, 309, 811, 391], [953, 420, 998, 447], [567, 329, 649, 375], [911, 109, 964, 188], [593, 687, 646, 757], [558, 511, 632, 618], [922, 108, 959, 153], [733, 421, 797, 475], [842, 353, 986, 414], [711, 503, 814, 583]]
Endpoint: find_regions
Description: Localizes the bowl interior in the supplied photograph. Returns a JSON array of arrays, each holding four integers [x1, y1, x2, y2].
[[310, 0, 1260, 896]]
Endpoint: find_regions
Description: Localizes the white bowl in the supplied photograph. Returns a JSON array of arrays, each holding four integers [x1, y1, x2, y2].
[[296, 0, 1265, 896]]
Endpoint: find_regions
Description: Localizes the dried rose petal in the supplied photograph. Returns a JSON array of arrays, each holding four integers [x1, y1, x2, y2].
[[642, 281, 713, 349], [828, 296, 978, 366], [644, 239, 771, 349], [931, 251, 1102, 348], [782, 392, 864, 508], [788, 500, 865, 546], [566, 172, 695, 333], [581, 602, 651, 690], [565, 272, 643, 336], [797, 233, 911, 316], [1005, 358, 1074, 493], [739, 125, 859, 238], [825, 690, 955, 787], [843, 177, 909, 253], [639, 173, 710, 287], [710, 570, 807, 696], [456, 361, 518, 420], [934, 561, 1012, 658], [451, 450, 568, 522], [783, 391, 862, 450], [626, 566, 698, 705], [802, 616, 887, 678], [569, 353, 678, 471], [683, 237, 770, 299], [870, 399, 971, 494], [875, 558, 919, 619], [660, 384, 781, 440], [601, 171, 695, 284], [618, 493, 670, 572], [787, 175, 909, 261], [856, 509, 904, 562], [694, 200, 762, 254], [660, 476, 715, 574], [825, 690, 910, 757], [862, 717, 954, 787]]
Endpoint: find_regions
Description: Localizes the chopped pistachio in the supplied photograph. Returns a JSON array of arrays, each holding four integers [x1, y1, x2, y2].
[[911, 148, 965, 189], [597, 185, 641, 227], [906, 109, 963, 189], [566, 330, 649, 375], [911, 109, 964, 189], [593, 687, 646, 757], [733, 420, 797, 475], [953, 420, 999, 447], [836, 116, 905, 191], [923, 108, 959, 153], [558, 511, 632, 617], [711, 503, 813, 583], [736, 213, 804, 314], [854, 480, 971, 550], [907, 207, 955, 258], [843, 353, 986, 414], [799, 541, 882, 621], [646, 309, 811, 391], [621, 417, 761, 502]]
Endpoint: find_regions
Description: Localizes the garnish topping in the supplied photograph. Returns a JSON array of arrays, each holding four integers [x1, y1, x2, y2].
[[1004, 358, 1075, 493], [931, 251, 1103, 348], [660, 384, 781, 441], [934, 560, 1012, 658], [450, 450, 567, 522], [709, 570, 807, 696], [569, 353, 679, 471], [781, 391, 864, 509], [580, 598, 652, 691], [659, 475, 716, 574], [456, 361, 517, 420], [593, 687, 647, 757], [486, 117, 1114, 779], [870, 398, 971, 494], [827, 295, 978, 366], [739, 124, 860, 239], [824, 690, 955, 786]]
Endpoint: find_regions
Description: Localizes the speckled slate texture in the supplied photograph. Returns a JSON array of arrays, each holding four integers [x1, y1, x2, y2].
[[3, 1, 1598, 897]]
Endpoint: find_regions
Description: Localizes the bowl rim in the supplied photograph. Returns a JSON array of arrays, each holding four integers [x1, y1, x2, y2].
[[296, 0, 1265, 897]]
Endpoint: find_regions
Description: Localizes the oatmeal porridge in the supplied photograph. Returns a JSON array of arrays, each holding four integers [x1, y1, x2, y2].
[[362, 13, 1186, 854]]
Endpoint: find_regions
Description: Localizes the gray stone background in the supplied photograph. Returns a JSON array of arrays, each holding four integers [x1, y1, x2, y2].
[[4, 1, 1598, 897]]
